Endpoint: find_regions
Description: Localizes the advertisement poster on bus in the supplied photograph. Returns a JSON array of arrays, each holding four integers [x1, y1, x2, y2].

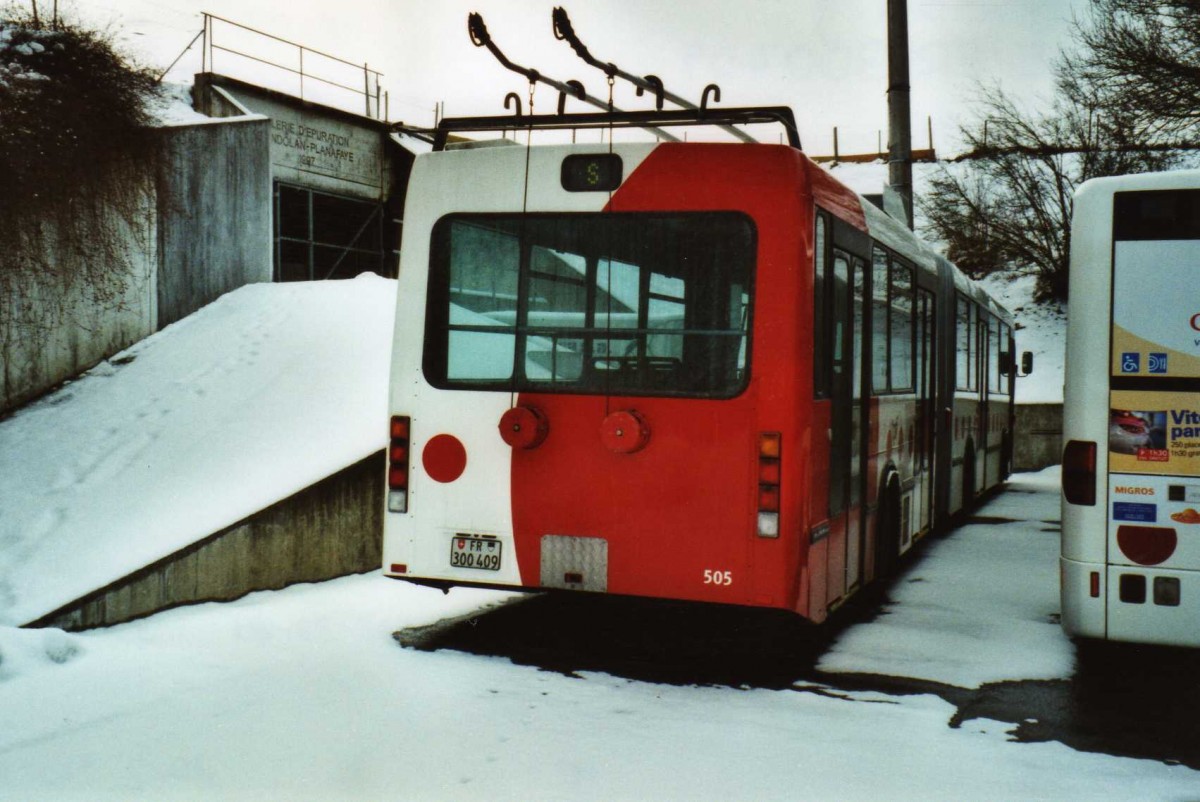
[[1109, 391, 1200, 475], [1110, 240, 1200, 379]]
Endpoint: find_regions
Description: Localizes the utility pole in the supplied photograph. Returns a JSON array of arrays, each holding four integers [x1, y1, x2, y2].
[[887, 0, 914, 229]]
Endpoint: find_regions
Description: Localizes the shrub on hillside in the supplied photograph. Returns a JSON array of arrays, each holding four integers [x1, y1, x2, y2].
[[0, 12, 159, 205], [0, 11, 162, 313]]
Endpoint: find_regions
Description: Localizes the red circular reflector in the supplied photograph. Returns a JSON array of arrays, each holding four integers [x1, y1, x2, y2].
[[422, 434, 467, 483], [498, 406, 549, 449], [1116, 525, 1177, 566], [599, 410, 650, 454]]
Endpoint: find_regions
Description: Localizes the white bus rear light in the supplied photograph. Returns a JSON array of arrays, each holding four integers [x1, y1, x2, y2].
[[758, 511, 780, 538], [387, 490, 408, 514], [1154, 577, 1181, 607]]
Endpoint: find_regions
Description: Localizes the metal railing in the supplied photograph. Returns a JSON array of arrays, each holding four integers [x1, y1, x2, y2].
[[199, 13, 387, 120]]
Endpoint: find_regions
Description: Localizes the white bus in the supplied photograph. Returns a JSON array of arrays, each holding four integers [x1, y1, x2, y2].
[[1062, 169, 1200, 647]]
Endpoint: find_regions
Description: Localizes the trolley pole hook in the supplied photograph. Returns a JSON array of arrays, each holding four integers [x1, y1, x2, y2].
[[504, 92, 522, 116], [557, 80, 585, 115], [469, 12, 539, 84], [635, 74, 665, 111], [700, 83, 721, 114]]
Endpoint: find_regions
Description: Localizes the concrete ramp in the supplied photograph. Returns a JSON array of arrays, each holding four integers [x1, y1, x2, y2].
[[0, 276, 395, 628]]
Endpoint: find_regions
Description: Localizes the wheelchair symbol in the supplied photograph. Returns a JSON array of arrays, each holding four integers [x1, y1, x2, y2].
[[1121, 353, 1140, 373]]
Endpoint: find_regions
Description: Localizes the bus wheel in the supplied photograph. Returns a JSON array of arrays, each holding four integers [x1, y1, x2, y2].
[[875, 471, 902, 580]]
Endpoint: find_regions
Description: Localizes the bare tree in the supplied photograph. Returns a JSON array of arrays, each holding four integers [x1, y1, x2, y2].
[[1064, 0, 1200, 143], [921, 83, 1176, 300]]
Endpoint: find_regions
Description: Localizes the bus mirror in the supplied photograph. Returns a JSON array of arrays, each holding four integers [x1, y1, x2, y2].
[[1021, 351, 1034, 376]]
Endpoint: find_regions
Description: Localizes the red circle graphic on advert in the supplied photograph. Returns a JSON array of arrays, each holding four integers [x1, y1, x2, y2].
[[422, 434, 467, 483]]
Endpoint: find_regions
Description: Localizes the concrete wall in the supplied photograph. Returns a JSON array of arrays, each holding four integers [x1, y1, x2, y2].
[[156, 118, 273, 328], [1014, 403, 1063, 472], [32, 451, 384, 631], [1, 116, 271, 415], [0, 186, 158, 414], [195, 74, 395, 202]]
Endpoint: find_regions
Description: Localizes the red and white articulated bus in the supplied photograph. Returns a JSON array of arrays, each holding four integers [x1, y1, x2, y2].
[[384, 107, 1016, 622]]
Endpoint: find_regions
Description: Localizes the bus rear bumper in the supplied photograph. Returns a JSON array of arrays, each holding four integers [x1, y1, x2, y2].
[[1064, 556, 1200, 646], [1060, 557, 1107, 639], [1105, 564, 1200, 648]]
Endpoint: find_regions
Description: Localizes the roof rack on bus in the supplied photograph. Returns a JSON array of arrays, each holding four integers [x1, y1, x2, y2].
[[396, 106, 801, 152], [550, 6, 759, 145], [468, 12, 679, 143]]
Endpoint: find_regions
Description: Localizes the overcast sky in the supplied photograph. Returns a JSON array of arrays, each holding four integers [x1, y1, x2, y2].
[[73, 0, 1087, 156]]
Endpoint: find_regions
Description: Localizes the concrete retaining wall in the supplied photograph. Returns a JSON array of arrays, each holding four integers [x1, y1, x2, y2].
[[156, 118, 273, 328], [1014, 403, 1063, 472], [0, 184, 157, 414], [1, 117, 272, 416], [33, 451, 383, 631]]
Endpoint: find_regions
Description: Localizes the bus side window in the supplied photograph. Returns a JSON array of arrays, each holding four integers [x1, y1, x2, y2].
[[969, 302, 979, 391], [955, 293, 969, 391], [443, 218, 519, 382], [989, 315, 1002, 393], [871, 246, 890, 394], [813, 213, 829, 397], [890, 260, 914, 391]]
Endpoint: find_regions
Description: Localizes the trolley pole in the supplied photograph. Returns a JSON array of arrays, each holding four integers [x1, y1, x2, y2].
[[887, 0, 914, 229]]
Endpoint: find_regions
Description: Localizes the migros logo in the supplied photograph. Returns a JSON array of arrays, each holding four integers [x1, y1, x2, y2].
[[1114, 486, 1155, 496]]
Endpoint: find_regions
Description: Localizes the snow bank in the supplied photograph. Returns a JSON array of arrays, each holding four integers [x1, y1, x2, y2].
[[0, 276, 396, 626], [0, 625, 82, 682], [819, 466, 1071, 687]]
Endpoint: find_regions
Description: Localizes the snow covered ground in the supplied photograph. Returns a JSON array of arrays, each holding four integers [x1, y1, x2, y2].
[[819, 468, 1071, 688], [1, 465, 1197, 801], [0, 276, 395, 626]]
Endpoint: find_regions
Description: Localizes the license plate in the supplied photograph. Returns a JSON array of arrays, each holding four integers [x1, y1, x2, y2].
[[449, 534, 502, 571]]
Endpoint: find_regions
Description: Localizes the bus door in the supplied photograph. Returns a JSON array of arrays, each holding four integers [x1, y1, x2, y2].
[[828, 251, 852, 601], [848, 255, 868, 592], [828, 250, 867, 597], [916, 288, 936, 532]]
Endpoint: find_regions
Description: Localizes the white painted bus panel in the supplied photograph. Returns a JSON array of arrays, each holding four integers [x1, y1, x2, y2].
[[1062, 178, 1115, 568], [384, 143, 657, 586]]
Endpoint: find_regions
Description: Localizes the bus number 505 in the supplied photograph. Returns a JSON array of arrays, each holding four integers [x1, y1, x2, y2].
[[704, 569, 733, 586]]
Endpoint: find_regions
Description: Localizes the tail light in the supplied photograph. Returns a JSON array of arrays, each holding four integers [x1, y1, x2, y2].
[[757, 432, 781, 538], [1062, 439, 1096, 506], [388, 415, 411, 513]]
